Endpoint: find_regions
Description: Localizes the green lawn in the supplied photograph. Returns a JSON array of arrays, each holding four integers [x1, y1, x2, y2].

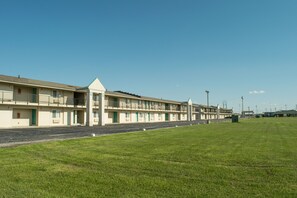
[[0, 118, 297, 197]]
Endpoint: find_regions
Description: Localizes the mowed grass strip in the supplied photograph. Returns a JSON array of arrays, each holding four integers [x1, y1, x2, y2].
[[0, 118, 297, 197]]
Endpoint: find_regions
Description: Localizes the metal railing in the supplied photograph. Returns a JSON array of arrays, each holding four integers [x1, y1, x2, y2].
[[1, 91, 14, 102], [105, 101, 188, 112], [0, 91, 85, 106]]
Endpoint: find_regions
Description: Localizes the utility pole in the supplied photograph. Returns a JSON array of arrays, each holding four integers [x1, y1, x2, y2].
[[205, 90, 209, 122], [222, 100, 227, 109]]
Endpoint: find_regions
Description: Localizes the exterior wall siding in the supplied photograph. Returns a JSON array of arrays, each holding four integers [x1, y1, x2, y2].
[[0, 106, 12, 128], [12, 108, 32, 127]]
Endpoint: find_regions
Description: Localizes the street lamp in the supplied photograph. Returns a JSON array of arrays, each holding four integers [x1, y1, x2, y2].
[[205, 90, 209, 122]]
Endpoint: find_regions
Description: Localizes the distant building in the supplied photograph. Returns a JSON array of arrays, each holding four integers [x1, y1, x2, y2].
[[274, 110, 297, 117], [241, 111, 254, 118], [263, 112, 275, 117], [194, 105, 233, 120]]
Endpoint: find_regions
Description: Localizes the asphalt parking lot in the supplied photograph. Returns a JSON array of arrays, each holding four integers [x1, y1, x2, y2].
[[0, 119, 230, 147]]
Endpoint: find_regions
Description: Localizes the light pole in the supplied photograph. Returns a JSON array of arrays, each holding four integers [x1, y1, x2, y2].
[[205, 90, 209, 122], [241, 96, 244, 117]]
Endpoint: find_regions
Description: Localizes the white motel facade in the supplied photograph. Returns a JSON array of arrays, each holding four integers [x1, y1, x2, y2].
[[0, 74, 232, 128]]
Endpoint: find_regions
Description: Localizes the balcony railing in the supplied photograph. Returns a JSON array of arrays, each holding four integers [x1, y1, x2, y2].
[[105, 101, 188, 112], [0, 91, 85, 107]]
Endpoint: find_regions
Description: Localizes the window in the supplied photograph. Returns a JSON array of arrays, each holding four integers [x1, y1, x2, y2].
[[18, 88, 21, 94], [52, 110, 60, 118], [172, 105, 176, 110], [125, 99, 131, 108], [125, 112, 130, 121], [93, 111, 99, 118], [53, 90, 58, 98], [93, 95, 99, 101], [158, 113, 162, 121], [151, 114, 155, 121], [17, 113, 21, 118]]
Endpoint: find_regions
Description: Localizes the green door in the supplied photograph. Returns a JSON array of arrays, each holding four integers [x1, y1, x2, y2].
[[32, 88, 37, 103], [32, 109, 36, 125], [165, 113, 169, 121], [113, 112, 118, 123]]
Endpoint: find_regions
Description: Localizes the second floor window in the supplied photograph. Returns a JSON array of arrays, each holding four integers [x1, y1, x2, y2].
[[93, 95, 99, 101], [53, 90, 58, 98]]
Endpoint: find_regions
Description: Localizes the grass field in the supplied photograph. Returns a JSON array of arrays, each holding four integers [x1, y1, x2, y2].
[[0, 118, 297, 197]]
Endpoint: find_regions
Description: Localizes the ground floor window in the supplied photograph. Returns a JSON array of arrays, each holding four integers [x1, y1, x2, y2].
[[125, 112, 130, 121], [151, 114, 154, 121], [93, 111, 99, 118], [52, 110, 60, 118], [158, 113, 162, 121]]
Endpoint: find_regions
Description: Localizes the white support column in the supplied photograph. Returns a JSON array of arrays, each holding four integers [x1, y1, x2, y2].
[[217, 105, 220, 120], [187, 98, 193, 121], [86, 90, 93, 126], [99, 92, 105, 126], [85, 77, 106, 126]]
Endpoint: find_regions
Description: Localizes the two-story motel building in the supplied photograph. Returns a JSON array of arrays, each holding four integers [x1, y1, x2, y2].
[[0, 74, 232, 128]]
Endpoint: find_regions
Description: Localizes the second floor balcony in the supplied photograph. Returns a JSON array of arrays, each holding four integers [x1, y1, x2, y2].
[[0, 91, 86, 107], [105, 100, 188, 112]]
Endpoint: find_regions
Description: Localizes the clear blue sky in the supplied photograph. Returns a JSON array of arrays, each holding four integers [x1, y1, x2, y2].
[[1, 0, 297, 113]]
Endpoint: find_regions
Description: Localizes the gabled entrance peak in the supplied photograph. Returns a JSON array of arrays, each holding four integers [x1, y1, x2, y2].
[[88, 78, 106, 92], [188, 98, 192, 105]]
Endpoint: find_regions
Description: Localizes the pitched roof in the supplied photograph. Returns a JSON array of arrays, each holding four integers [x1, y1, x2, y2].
[[0, 74, 187, 104], [0, 74, 84, 92], [105, 90, 182, 104]]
